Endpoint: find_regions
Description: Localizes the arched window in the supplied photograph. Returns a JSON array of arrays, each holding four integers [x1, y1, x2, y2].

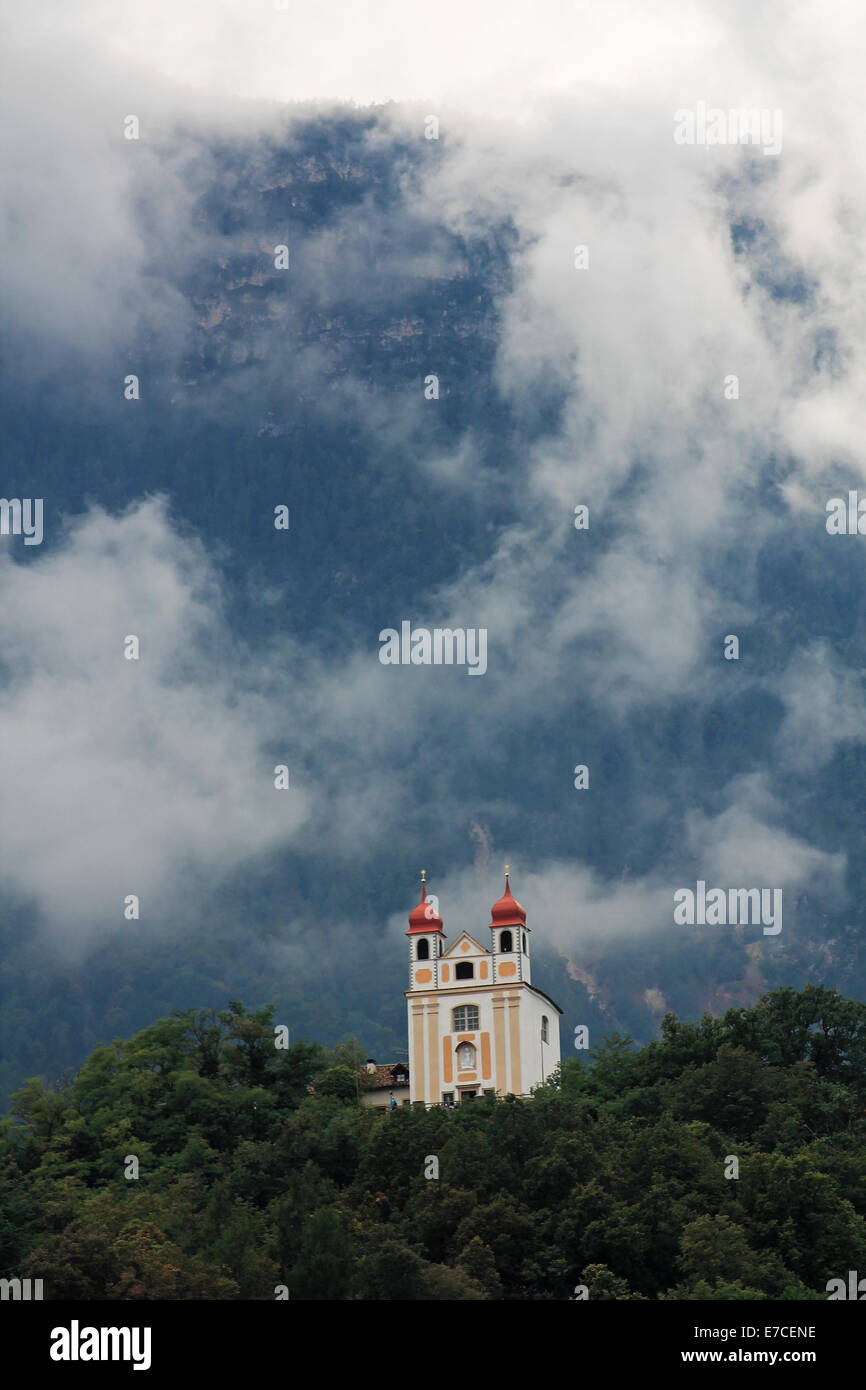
[[455, 961, 474, 980], [457, 1041, 476, 1069], [416, 938, 429, 960], [523, 932, 528, 954], [453, 1005, 479, 1031], [541, 1016, 549, 1043], [500, 929, 513, 953]]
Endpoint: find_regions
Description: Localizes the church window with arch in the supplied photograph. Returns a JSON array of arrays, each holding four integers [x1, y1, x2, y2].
[[452, 1004, 479, 1031]]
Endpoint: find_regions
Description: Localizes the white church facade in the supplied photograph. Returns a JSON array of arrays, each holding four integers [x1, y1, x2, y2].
[[405, 869, 562, 1105]]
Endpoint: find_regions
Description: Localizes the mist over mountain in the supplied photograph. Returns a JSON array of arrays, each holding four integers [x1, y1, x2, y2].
[[2, 4, 866, 1103]]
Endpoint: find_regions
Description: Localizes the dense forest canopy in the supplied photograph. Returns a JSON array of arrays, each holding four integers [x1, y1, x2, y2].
[[3, 984, 865, 1300]]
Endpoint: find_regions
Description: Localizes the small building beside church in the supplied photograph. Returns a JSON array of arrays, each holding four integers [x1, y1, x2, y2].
[[405, 869, 562, 1105], [358, 1060, 411, 1110]]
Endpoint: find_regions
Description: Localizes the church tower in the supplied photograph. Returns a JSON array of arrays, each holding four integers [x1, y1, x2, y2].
[[405, 868, 562, 1105]]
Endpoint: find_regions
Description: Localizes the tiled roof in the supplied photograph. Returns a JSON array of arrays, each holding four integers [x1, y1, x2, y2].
[[360, 1063, 410, 1091]]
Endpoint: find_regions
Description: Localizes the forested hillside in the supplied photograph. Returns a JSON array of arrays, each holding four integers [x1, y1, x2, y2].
[[3, 984, 865, 1300]]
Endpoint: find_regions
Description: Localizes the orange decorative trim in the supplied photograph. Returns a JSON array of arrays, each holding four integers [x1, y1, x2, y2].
[[479, 960, 488, 979], [441, 964, 450, 982], [443, 1036, 453, 1083], [507, 995, 521, 1095], [457, 1072, 477, 1081], [427, 1003, 440, 1101], [493, 993, 506, 1095], [415, 968, 432, 984], [405, 984, 525, 999], [481, 1032, 491, 1079], [498, 962, 517, 977], [412, 1007, 425, 1102]]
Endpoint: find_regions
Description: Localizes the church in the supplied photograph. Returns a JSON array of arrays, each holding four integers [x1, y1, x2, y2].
[[405, 868, 562, 1105]]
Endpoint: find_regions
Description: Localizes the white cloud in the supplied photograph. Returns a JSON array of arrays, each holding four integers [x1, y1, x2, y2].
[[683, 773, 846, 889], [0, 498, 309, 940], [384, 794, 845, 964], [774, 644, 866, 771], [2, 0, 864, 957]]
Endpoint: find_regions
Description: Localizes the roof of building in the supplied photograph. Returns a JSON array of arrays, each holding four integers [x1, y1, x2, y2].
[[407, 870, 445, 934], [489, 868, 527, 928], [526, 983, 563, 1015], [360, 1063, 410, 1091]]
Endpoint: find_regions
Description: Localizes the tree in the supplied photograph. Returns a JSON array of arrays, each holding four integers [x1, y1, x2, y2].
[[5, 985, 866, 1302], [576, 1263, 646, 1300], [357, 1238, 427, 1300], [679, 1214, 767, 1289], [314, 1066, 359, 1102], [290, 1208, 354, 1300], [457, 1237, 502, 1297], [9, 1078, 70, 1145]]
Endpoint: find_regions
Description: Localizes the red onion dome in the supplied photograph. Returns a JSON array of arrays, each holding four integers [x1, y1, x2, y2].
[[489, 868, 526, 928], [406, 871, 444, 933]]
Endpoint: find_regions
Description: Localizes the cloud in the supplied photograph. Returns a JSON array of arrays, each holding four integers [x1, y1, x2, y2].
[[0, 497, 309, 941], [2, 0, 865, 979], [774, 644, 866, 772], [383, 802, 845, 975], [29, 0, 725, 110], [683, 773, 846, 891]]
